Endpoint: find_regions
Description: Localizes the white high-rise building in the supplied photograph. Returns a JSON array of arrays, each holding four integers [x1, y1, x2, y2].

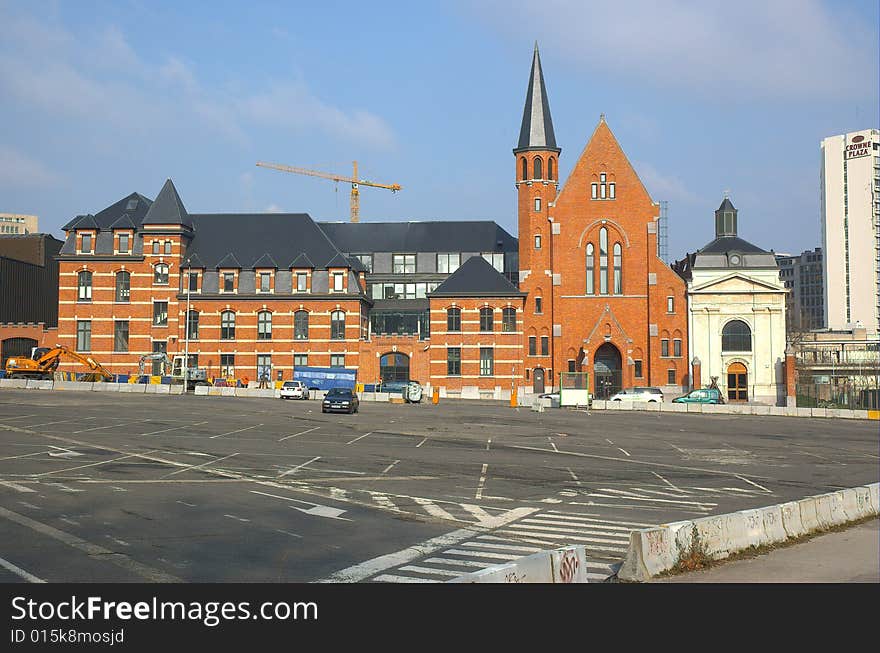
[[820, 128, 880, 336]]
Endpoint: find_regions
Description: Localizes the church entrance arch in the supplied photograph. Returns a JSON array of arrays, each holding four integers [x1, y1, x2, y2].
[[594, 343, 622, 399]]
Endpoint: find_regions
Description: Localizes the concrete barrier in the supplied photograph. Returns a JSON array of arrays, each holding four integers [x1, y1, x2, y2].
[[451, 545, 590, 584], [26, 379, 53, 390], [869, 483, 880, 514], [550, 546, 590, 583], [194, 385, 210, 396], [118, 383, 146, 393], [686, 403, 703, 413], [645, 402, 661, 411], [769, 406, 786, 416], [93, 383, 119, 392], [811, 407, 827, 418], [54, 381, 93, 392], [752, 405, 771, 416], [0, 378, 28, 389], [796, 407, 812, 418], [619, 484, 879, 581]]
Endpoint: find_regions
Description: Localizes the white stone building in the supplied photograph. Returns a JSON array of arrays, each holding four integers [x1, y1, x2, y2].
[[820, 128, 880, 336], [675, 198, 787, 404]]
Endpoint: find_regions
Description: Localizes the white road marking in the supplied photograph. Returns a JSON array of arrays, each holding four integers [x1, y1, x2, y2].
[[106, 536, 130, 547], [605, 439, 614, 445], [413, 497, 457, 521], [210, 424, 262, 439], [0, 506, 181, 582], [800, 451, 846, 465], [279, 427, 320, 442], [522, 518, 637, 533], [224, 514, 250, 523], [346, 432, 373, 445], [59, 517, 81, 527], [586, 490, 716, 508], [329, 488, 348, 502], [278, 456, 321, 478], [276, 529, 303, 539], [26, 417, 98, 428], [37, 452, 150, 477], [248, 489, 349, 520], [651, 471, 684, 492], [475, 463, 488, 500], [47, 445, 83, 458], [549, 441, 559, 453], [18, 501, 41, 510], [460, 541, 543, 554], [443, 548, 521, 561], [73, 421, 148, 434], [733, 474, 772, 493], [46, 483, 82, 493], [176, 501, 197, 507], [459, 504, 494, 524], [486, 439, 491, 451], [542, 512, 654, 528], [566, 467, 581, 485], [398, 565, 461, 577], [141, 421, 208, 436], [164, 453, 240, 478], [423, 557, 487, 568], [617, 447, 630, 457], [381, 460, 400, 475], [0, 555, 45, 583], [369, 493, 402, 512], [110, 486, 127, 492], [416, 437, 427, 448], [0, 414, 38, 422], [0, 451, 52, 462], [372, 574, 432, 583], [0, 481, 36, 493]]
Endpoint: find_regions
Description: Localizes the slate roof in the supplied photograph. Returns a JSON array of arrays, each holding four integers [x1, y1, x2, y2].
[[252, 253, 279, 269], [318, 221, 518, 254], [109, 213, 137, 230], [514, 43, 559, 153], [429, 255, 525, 297], [62, 193, 152, 230], [142, 179, 192, 228], [289, 252, 315, 269], [698, 236, 768, 255]]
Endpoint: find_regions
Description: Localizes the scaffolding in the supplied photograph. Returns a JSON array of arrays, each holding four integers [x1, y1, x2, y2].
[[658, 200, 669, 262]]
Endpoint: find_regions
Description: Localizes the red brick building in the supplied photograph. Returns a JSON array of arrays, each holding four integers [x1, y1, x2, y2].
[[515, 45, 688, 397], [54, 44, 687, 398]]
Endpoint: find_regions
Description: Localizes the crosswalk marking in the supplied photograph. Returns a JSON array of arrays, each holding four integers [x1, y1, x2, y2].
[[373, 574, 432, 583], [541, 512, 654, 528], [461, 541, 543, 554], [443, 549, 523, 561], [423, 557, 487, 568], [521, 518, 638, 532], [0, 481, 36, 493], [399, 565, 462, 577], [413, 497, 457, 521]]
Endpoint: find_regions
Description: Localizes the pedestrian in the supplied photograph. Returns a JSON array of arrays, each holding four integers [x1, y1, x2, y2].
[[259, 372, 268, 389]]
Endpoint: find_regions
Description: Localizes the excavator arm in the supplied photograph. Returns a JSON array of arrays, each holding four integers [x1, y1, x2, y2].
[[37, 346, 113, 380]]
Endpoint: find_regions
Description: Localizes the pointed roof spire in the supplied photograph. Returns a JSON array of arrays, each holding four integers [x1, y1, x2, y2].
[[142, 179, 192, 228], [514, 42, 560, 154]]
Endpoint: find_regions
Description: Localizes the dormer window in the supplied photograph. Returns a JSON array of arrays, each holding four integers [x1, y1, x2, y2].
[[296, 271, 309, 293], [222, 272, 235, 293], [118, 233, 130, 254], [80, 233, 93, 254], [258, 271, 272, 293], [333, 272, 345, 292]]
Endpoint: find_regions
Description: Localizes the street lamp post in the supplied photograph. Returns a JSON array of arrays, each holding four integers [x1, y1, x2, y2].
[[184, 258, 191, 392]]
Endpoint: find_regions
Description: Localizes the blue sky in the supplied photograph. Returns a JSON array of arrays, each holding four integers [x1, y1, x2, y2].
[[1, 0, 877, 259]]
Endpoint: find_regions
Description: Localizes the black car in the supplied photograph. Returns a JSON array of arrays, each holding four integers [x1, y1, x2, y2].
[[322, 387, 359, 414]]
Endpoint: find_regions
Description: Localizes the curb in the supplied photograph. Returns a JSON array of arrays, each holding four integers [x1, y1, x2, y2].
[[618, 482, 880, 582], [589, 399, 878, 421]]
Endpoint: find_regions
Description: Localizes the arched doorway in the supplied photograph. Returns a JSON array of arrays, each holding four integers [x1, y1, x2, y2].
[[727, 362, 748, 402], [380, 352, 410, 382], [594, 343, 622, 399], [533, 367, 545, 394], [1, 337, 37, 370]]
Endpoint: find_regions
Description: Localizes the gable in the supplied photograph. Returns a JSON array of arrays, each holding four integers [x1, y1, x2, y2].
[[690, 273, 785, 294]]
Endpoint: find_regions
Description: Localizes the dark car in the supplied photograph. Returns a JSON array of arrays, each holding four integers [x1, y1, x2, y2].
[[322, 387, 359, 414]]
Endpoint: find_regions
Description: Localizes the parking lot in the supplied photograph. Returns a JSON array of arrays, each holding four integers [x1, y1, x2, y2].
[[0, 389, 877, 583]]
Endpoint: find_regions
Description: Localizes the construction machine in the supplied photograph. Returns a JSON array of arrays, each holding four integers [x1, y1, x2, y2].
[[4, 345, 113, 381], [136, 352, 210, 391]]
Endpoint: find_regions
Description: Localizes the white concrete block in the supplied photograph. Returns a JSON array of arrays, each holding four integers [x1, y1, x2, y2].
[[798, 497, 821, 533], [169, 385, 185, 395], [780, 501, 807, 538], [769, 406, 786, 416], [26, 379, 53, 390], [796, 407, 812, 417], [0, 378, 28, 389], [686, 403, 703, 413], [759, 505, 787, 544], [154, 384, 170, 394], [811, 407, 827, 418], [854, 486, 875, 519], [869, 483, 880, 514], [194, 385, 210, 396], [94, 383, 119, 392], [460, 386, 480, 400], [550, 546, 589, 583], [727, 404, 746, 415], [784, 406, 798, 417], [618, 528, 678, 582], [839, 488, 861, 521], [645, 402, 661, 411], [144, 385, 159, 394], [852, 410, 869, 420], [752, 405, 771, 416], [668, 402, 688, 412], [55, 381, 93, 391], [592, 400, 607, 410]]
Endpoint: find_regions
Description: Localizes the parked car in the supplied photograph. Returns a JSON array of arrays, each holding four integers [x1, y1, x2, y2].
[[672, 388, 724, 404], [279, 380, 309, 400], [608, 387, 664, 403], [322, 387, 359, 414]]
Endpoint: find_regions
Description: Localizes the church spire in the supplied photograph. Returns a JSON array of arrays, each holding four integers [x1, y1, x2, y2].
[[514, 42, 560, 154]]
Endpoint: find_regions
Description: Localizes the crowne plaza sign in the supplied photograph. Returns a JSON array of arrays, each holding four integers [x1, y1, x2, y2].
[[845, 134, 871, 160]]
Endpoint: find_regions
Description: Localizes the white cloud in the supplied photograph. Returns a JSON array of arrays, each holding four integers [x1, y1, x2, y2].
[[466, 0, 876, 100], [634, 160, 699, 204], [0, 146, 61, 188], [265, 203, 283, 213]]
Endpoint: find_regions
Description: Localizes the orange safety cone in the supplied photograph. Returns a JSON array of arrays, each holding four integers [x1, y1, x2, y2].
[[432, 387, 440, 404]]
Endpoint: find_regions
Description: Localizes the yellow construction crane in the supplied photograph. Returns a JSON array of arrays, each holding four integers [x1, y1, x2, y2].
[[256, 160, 401, 223]]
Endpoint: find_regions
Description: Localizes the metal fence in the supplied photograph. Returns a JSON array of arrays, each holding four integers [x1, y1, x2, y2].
[[796, 375, 880, 410]]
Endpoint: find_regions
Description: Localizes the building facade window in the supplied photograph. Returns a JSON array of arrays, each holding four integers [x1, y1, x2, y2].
[[613, 243, 622, 294], [586, 244, 594, 294], [257, 355, 271, 381], [535, 197, 541, 212], [222, 272, 235, 293], [114, 320, 129, 352], [118, 234, 130, 253], [481, 252, 504, 272], [674, 338, 682, 357], [661, 339, 670, 357], [447, 347, 461, 376], [220, 354, 235, 377], [115, 271, 130, 302], [634, 360, 643, 378], [293, 354, 308, 368], [220, 311, 235, 340], [162, 241, 170, 254], [330, 310, 345, 340], [599, 228, 608, 294], [667, 296, 674, 313], [535, 235, 541, 250], [437, 253, 460, 274], [591, 183, 598, 199], [81, 234, 92, 254], [152, 241, 160, 255], [188, 272, 198, 292], [353, 254, 372, 272], [480, 347, 494, 376], [186, 310, 199, 339], [77, 271, 92, 302], [722, 320, 751, 352], [447, 307, 461, 332], [533, 157, 542, 179], [535, 296, 543, 314], [294, 311, 309, 340], [502, 307, 516, 332], [541, 335, 549, 356], [296, 272, 308, 292], [392, 254, 416, 274], [153, 301, 168, 326], [333, 272, 345, 292], [479, 307, 494, 332], [259, 272, 271, 293], [154, 263, 169, 285], [521, 157, 527, 181], [568, 360, 576, 372], [76, 320, 91, 351], [548, 157, 554, 180], [667, 369, 676, 385], [330, 354, 345, 368], [257, 311, 272, 340], [528, 336, 536, 356]]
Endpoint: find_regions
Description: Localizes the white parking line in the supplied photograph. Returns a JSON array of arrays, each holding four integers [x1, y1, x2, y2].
[[617, 447, 630, 457], [0, 414, 38, 422], [416, 437, 427, 448], [734, 474, 772, 493], [73, 421, 149, 434], [25, 417, 98, 428], [0, 451, 51, 462], [278, 456, 321, 478], [141, 421, 208, 436], [210, 424, 262, 439], [346, 432, 373, 445], [279, 427, 320, 442], [381, 460, 400, 475], [0, 481, 36, 493], [475, 464, 488, 500], [36, 452, 153, 478], [164, 453, 240, 478], [0, 555, 45, 583]]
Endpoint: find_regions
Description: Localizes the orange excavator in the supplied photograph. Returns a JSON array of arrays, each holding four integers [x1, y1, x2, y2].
[[4, 345, 113, 381]]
